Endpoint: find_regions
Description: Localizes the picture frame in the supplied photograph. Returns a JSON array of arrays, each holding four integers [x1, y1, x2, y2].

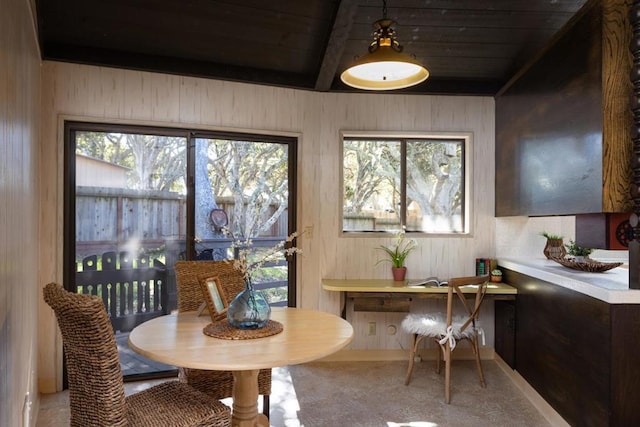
[[198, 275, 228, 322]]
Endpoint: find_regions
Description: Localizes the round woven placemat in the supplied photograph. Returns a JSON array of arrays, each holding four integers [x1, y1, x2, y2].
[[203, 319, 283, 340]]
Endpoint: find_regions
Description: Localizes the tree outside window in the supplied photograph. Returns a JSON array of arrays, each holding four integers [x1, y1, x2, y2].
[[342, 135, 466, 234]]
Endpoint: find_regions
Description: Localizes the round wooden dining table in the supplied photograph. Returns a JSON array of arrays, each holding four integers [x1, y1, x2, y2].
[[128, 307, 354, 427]]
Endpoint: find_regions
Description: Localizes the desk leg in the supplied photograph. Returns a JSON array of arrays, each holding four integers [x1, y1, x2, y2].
[[231, 370, 269, 427]]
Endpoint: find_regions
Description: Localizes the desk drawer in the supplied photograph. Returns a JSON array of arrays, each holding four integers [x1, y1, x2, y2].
[[352, 296, 411, 313]]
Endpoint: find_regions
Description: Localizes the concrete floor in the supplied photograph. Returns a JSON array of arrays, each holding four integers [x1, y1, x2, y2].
[[37, 359, 561, 427]]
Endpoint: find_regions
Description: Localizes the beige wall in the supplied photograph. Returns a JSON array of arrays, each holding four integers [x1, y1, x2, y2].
[[38, 61, 497, 391], [1, 0, 41, 425], [496, 216, 576, 258]]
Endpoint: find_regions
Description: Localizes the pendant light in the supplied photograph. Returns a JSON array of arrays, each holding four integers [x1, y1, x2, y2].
[[341, 0, 429, 91]]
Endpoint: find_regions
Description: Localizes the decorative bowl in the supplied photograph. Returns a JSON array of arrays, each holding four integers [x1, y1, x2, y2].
[[550, 257, 623, 273]]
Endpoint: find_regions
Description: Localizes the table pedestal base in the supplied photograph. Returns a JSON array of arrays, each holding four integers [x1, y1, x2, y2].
[[231, 370, 269, 427]]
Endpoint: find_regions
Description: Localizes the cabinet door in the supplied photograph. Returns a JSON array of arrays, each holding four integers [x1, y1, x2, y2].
[[495, 2, 604, 217], [504, 269, 610, 427], [494, 300, 515, 367]]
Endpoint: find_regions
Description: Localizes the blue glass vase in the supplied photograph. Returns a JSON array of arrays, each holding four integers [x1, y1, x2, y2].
[[227, 277, 271, 329]]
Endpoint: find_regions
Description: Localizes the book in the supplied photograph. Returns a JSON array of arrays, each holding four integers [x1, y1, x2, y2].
[[475, 258, 494, 276], [407, 277, 448, 287]]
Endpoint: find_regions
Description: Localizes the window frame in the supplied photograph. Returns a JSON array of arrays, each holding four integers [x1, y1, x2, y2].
[[340, 130, 472, 236]]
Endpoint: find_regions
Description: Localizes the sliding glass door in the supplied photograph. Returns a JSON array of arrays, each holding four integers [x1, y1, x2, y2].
[[65, 123, 297, 380]]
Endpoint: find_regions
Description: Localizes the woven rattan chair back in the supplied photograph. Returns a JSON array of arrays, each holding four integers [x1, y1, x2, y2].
[[403, 275, 489, 403], [44, 282, 128, 426], [44, 282, 232, 427], [174, 260, 245, 313], [173, 261, 272, 417]]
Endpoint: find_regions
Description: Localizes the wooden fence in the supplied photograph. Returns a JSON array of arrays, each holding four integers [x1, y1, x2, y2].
[[76, 237, 290, 332], [75, 251, 168, 332], [75, 186, 288, 257], [75, 186, 186, 258]]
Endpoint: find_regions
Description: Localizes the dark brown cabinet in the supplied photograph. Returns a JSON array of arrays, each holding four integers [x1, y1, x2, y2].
[[495, 0, 631, 217], [499, 268, 640, 426], [494, 299, 515, 368]]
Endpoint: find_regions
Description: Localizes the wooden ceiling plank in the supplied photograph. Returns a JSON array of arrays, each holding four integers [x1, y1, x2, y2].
[[356, 0, 585, 14], [353, 7, 578, 29], [348, 23, 561, 43], [40, 0, 334, 79], [315, 0, 359, 91]]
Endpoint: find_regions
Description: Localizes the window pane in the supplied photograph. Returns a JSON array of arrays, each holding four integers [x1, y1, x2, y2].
[[74, 130, 187, 378], [75, 131, 187, 263], [406, 140, 463, 233], [343, 139, 401, 231], [194, 137, 290, 306], [342, 135, 467, 234]]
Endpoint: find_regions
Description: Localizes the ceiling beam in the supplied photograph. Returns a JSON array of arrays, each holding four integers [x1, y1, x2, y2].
[[314, 0, 359, 91], [42, 43, 316, 89]]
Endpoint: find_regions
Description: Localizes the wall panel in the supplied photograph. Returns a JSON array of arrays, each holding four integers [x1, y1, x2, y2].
[[1, 0, 41, 425]]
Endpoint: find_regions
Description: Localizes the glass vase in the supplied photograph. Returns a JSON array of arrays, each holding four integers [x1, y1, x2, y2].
[[227, 276, 271, 329]]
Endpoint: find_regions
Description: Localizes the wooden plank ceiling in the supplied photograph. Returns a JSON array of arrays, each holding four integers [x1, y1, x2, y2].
[[35, 0, 588, 95]]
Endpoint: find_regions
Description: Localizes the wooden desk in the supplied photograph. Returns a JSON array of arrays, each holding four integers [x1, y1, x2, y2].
[[128, 307, 353, 427], [322, 279, 517, 318]]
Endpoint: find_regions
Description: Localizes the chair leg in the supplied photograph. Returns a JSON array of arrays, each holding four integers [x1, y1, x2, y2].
[[405, 334, 421, 385], [435, 340, 442, 374], [444, 342, 452, 404], [472, 338, 486, 387], [262, 395, 270, 418]]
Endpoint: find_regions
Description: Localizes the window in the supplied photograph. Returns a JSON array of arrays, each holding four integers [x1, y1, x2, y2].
[[342, 132, 469, 234]]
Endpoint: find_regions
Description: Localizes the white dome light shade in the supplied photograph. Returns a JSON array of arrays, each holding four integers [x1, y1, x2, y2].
[[347, 61, 425, 82], [341, 47, 429, 90], [340, 15, 429, 91]]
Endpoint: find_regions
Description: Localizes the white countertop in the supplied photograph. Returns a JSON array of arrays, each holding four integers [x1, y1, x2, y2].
[[498, 257, 640, 304]]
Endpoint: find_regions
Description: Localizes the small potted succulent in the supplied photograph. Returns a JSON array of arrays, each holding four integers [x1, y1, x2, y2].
[[490, 269, 503, 283]]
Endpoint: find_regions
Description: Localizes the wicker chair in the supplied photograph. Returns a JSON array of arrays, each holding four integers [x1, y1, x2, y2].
[[174, 260, 272, 418], [43, 282, 231, 427], [401, 275, 490, 403]]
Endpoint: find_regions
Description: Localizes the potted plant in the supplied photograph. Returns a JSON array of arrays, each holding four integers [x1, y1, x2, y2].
[[376, 230, 417, 281], [564, 239, 593, 263], [540, 231, 566, 259], [490, 269, 503, 283]]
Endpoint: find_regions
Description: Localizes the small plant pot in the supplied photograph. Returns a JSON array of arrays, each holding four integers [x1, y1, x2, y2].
[[392, 267, 407, 281], [543, 238, 566, 259], [490, 275, 502, 283]]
